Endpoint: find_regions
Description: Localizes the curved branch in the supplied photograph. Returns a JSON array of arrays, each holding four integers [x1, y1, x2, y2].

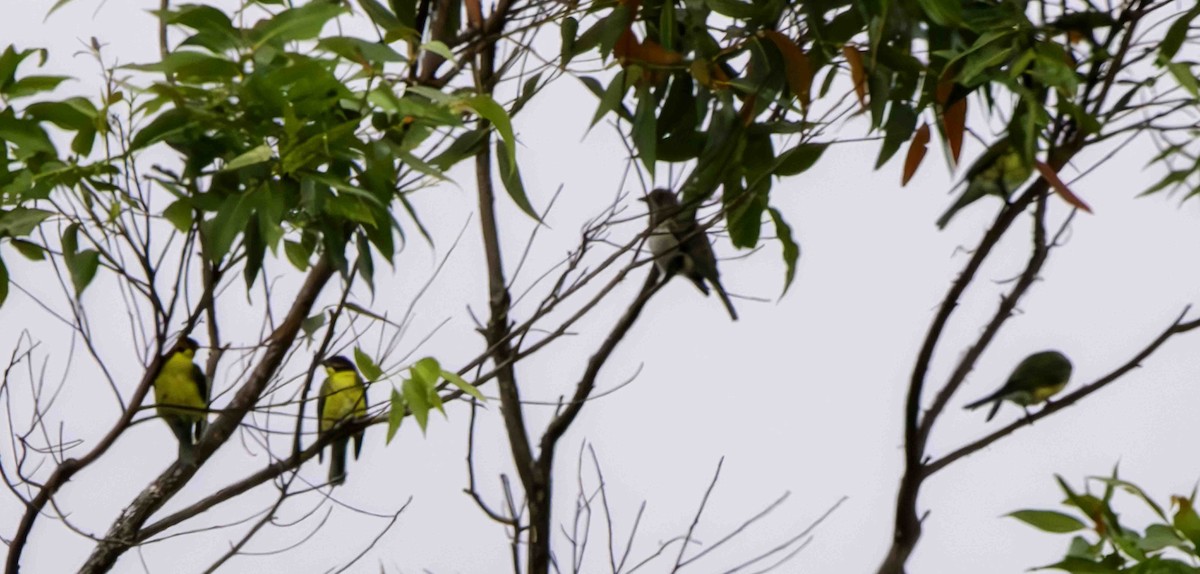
[[925, 307, 1200, 475]]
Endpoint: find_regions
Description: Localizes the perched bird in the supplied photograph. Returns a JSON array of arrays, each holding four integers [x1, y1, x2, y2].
[[318, 355, 368, 486], [964, 350, 1072, 421], [936, 137, 1034, 229], [153, 336, 208, 463], [639, 189, 738, 321]]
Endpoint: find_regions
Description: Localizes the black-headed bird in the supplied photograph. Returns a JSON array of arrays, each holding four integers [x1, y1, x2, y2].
[[936, 137, 1034, 229], [639, 189, 738, 321], [153, 336, 208, 462], [318, 355, 368, 486], [965, 350, 1072, 421]]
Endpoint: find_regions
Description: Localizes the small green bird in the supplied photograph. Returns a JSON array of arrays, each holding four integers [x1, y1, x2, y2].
[[639, 189, 738, 321], [964, 350, 1073, 421], [153, 336, 208, 462], [318, 356, 368, 486], [936, 137, 1034, 229]]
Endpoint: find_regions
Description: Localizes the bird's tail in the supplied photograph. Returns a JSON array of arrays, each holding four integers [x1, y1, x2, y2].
[[329, 438, 348, 486], [712, 282, 738, 321], [964, 391, 1003, 421], [168, 418, 196, 464]]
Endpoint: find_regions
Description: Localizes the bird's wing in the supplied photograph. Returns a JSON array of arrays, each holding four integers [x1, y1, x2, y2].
[[192, 363, 208, 404], [317, 376, 330, 437]]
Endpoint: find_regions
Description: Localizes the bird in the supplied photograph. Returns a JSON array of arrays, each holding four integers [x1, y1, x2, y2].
[[153, 336, 208, 463], [936, 136, 1034, 229], [964, 350, 1072, 421], [639, 189, 738, 321], [317, 355, 368, 486]]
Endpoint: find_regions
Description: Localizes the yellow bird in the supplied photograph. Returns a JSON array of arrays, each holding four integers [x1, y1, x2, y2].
[[318, 356, 368, 486], [153, 336, 208, 462], [964, 350, 1073, 421]]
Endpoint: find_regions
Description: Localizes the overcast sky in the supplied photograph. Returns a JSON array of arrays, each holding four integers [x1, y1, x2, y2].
[[3, 2, 1200, 573]]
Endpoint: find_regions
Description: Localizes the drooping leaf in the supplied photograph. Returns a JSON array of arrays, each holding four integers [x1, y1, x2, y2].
[[402, 376, 431, 432], [496, 138, 539, 221], [354, 347, 385, 381], [441, 369, 484, 401], [768, 207, 799, 296], [902, 123, 931, 186], [1035, 161, 1092, 214], [386, 388, 405, 443]]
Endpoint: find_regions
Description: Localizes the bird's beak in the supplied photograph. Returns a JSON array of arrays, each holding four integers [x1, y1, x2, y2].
[[636, 196, 647, 203]]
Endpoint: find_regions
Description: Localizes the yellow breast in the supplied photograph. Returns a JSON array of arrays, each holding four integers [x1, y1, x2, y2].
[[154, 353, 205, 421]]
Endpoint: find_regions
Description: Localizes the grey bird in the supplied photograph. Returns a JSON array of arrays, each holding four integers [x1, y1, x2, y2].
[[639, 189, 738, 321]]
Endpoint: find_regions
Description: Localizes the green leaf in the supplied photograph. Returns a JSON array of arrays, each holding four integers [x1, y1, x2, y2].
[[916, 0, 963, 28], [131, 108, 192, 151], [560, 16, 579, 67], [421, 41, 457, 64], [1161, 4, 1200, 63], [62, 224, 100, 297], [460, 95, 517, 173], [318, 36, 407, 63], [252, 1, 347, 48], [496, 138, 539, 221], [162, 199, 194, 232], [633, 87, 657, 175], [10, 239, 45, 261], [0, 113, 56, 155], [300, 312, 326, 343], [354, 347, 385, 381], [1173, 498, 1200, 549], [223, 144, 273, 171], [591, 70, 630, 128], [875, 102, 917, 169], [25, 98, 97, 132], [774, 143, 827, 176], [0, 207, 54, 238], [202, 188, 260, 262], [1034, 557, 1120, 573], [769, 207, 799, 296], [355, 0, 407, 36], [285, 239, 310, 270], [441, 369, 484, 401], [1010, 509, 1088, 534], [1166, 62, 1199, 98], [3, 75, 71, 99], [386, 388, 405, 444], [401, 376, 431, 433], [1140, 524, 1187, 552]]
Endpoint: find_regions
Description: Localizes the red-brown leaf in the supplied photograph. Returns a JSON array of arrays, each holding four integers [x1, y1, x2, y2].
[[1036, 161, 1093, 213], [943, 97, 966, 166], [843, 44, 867, 110], [903, 123, 931, 186], [762, 31, 812, 110]]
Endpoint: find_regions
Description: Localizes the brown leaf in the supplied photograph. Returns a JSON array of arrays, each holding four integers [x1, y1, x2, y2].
[[762, 31, 812, 110], [902, 123, 931, 186], [943, 97, 966, 166], [842, 44, 867, 110], [935, 75, 954, 106], [1035, 161, 1093, 213], [632, 37, 683, 66]]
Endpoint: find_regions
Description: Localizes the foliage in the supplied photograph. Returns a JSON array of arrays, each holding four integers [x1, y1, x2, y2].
[[1013, 469, 1200, 573]]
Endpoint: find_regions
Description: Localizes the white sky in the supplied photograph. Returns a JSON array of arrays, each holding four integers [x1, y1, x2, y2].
[[3, 2, 1200, 573]]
